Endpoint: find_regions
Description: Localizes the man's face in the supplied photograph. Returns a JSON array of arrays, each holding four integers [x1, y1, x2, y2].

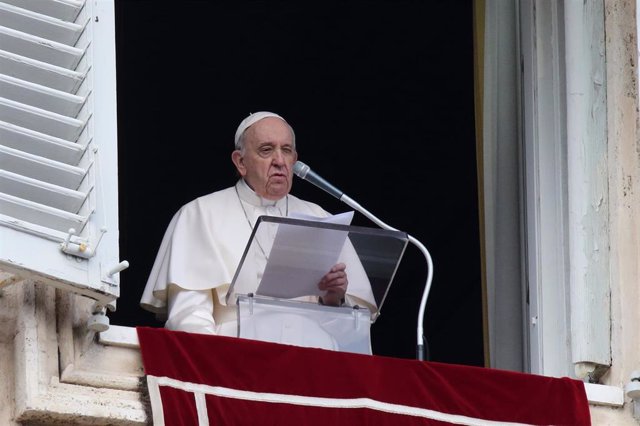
[[232, 117, 298, 200]]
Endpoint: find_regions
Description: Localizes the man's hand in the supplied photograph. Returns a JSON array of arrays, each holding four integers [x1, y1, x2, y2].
[[318, 262, 348, 306]]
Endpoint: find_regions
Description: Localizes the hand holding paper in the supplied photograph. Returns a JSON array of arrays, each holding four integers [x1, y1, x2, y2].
[[317, 262, 348, 306]]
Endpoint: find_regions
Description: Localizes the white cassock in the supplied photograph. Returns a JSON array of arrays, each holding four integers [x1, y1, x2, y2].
[[140, 179, 377, 348]]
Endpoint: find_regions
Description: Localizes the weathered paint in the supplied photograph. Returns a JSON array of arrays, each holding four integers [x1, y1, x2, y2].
[[565, 0, 612, 369]]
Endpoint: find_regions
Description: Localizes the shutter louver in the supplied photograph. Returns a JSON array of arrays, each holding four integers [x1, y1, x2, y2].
[[0, 0, 90, 235], [0, 0, 122, 305]]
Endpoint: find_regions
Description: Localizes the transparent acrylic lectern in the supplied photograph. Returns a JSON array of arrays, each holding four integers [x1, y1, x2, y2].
[[225, 216, 408, 355]]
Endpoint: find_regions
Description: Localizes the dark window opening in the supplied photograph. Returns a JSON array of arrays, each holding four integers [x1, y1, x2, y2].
[[112, 0, 483, 366]]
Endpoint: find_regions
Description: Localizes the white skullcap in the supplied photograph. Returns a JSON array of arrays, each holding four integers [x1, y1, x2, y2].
[[234, 111, 286, 149]]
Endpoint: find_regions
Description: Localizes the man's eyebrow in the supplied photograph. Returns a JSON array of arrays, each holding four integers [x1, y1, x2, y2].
[[257, 141, 292, 147]]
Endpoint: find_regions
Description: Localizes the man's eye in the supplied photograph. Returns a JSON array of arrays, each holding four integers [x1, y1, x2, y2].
[[259, 147, 273, 155]]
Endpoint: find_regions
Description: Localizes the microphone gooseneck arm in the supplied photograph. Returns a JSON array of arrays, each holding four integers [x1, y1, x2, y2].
[[293, 161, 434, 361]]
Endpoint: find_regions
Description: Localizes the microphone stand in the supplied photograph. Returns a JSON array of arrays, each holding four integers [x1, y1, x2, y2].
[[339, 194, 434, 361], [293, 161, 434, 360]]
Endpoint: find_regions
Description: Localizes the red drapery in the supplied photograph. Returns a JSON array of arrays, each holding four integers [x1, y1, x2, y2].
[[137, 327, 591, 425]]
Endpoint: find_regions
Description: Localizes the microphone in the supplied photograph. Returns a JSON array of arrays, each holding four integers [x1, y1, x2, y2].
[[293, 161, 344, 200], [292, 160, 434, 361]]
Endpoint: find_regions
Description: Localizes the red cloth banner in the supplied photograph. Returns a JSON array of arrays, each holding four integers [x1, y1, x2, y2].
[[137, 327, 591, 425]]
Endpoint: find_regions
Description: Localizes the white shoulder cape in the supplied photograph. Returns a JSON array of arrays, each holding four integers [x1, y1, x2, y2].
[[140, 181, 377, 317]]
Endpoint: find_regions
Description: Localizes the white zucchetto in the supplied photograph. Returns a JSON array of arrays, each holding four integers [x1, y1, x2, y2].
[[234, 111, 286, 149]]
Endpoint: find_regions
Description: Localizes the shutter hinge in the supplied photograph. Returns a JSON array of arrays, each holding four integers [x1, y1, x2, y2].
[[60, 227, 106, 259]]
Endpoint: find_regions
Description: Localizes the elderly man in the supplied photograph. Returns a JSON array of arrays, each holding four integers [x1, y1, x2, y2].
[[140, 112, 375, 340]]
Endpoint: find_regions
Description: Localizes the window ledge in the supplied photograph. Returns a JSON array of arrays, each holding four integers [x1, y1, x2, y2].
[[99, 324, 140, 348], [99, 326, 627, 410], [584, 383, 625, 407]]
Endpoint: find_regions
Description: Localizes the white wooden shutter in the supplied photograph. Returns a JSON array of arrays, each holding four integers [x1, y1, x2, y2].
[[0, 0, 122, 304]]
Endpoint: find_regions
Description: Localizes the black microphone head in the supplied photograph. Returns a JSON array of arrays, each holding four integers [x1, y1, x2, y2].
[[293, 161, 309, 178]]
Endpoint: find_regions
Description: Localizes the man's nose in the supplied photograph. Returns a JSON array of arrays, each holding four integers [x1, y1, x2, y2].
[[272, 149, 285, 164]]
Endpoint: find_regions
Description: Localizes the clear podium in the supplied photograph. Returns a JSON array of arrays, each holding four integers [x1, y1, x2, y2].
[[225, 216, 408, 355]]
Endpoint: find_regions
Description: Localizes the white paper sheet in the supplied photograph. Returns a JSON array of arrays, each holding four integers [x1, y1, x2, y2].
[[255, 211, 354, 299]]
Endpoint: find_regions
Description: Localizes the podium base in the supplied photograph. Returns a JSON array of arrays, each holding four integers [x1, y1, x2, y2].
[[237, 294, 372, 355]]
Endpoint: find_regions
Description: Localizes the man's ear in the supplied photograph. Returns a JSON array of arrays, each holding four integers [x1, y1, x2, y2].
[[231, 150, 246, 176]]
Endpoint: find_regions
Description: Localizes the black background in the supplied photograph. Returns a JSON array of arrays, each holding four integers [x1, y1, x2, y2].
[[110, 0, 484, 366]]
